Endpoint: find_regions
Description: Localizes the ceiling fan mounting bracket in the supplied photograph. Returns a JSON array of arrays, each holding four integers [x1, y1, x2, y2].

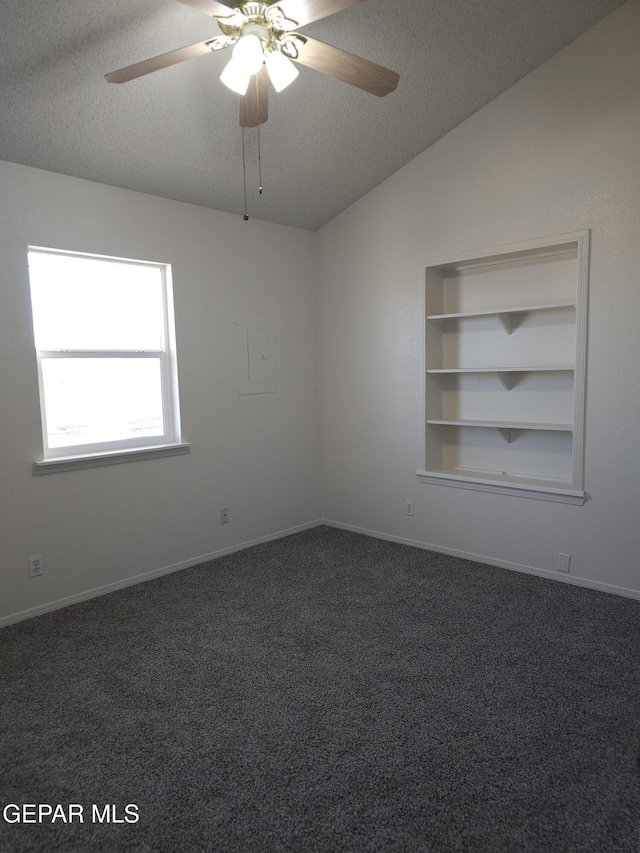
[[215, 4, 303, 58]]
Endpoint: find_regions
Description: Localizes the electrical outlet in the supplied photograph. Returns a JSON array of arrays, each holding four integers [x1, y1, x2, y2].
[[405, 500, 414, 517], [220, 508, 229, 525], [29, 555, 44, 578], [557, 553, 571, 573]]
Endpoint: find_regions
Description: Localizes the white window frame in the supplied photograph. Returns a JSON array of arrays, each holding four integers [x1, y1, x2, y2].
[[29, 247, 189, 473]]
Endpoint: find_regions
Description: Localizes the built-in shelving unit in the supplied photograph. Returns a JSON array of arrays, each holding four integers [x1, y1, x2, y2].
[[417, 232, 589, 504]]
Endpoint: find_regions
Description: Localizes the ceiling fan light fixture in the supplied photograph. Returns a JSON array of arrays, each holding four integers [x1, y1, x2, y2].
[[220, 31, 266, 94], [220, 58, 252, 95], [232, 32, 266, 75], [265, 48, 299, 93]]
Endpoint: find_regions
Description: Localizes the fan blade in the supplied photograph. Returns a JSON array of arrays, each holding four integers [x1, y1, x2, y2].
[[240, 66, 269, 127], [176, 0, 238, 17], [105, 40, 216, 83], [291, 35, 399, 96], [274, 0, 368, 28]]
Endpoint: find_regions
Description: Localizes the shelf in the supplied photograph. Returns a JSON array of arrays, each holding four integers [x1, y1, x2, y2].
[[427, 418, 573, 443], [426, 366, 574, 390], [427, 367, 573, 374], [416, 467, 586, 505], [427, 301, 575, 334]]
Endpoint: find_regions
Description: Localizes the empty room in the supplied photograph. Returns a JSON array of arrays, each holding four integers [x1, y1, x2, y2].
[[1, 1, 639, 850]]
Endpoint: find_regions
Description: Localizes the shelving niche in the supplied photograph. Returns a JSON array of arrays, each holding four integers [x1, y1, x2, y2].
[[417, 232, 589, 504]]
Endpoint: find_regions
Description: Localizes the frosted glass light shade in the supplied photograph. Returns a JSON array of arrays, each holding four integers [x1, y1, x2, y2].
[[220, 58, 252, 95], [232, 34, 265, 75], [265, 49, 299, 92]]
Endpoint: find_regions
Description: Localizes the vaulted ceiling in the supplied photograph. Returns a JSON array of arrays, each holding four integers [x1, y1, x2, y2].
[[0, 0, 626, 230]]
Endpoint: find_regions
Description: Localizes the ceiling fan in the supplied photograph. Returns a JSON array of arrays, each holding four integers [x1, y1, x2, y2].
[[105, 0, 399, 128]]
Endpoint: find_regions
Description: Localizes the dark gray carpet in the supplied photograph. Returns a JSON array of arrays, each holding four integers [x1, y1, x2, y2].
[[1, 526, 639, 852]]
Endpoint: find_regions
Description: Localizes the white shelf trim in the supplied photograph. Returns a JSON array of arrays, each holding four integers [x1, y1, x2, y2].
[[427, 366, 574, 390], [427, 301, 576, 324], [426, 366, 574, 373], [427, 418, 572, 444], [427, 418, 572, 431], [416, 468, 586, 505]]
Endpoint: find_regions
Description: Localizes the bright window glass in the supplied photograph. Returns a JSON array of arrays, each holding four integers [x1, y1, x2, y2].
[[40, 358, 165, 448], [28, 247, 182, 459]]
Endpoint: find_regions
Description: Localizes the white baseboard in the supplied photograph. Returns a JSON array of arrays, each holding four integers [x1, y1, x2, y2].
[[322, 519, 640, 602], [0, 519, 324, 628], [4, 516, 639, 627]]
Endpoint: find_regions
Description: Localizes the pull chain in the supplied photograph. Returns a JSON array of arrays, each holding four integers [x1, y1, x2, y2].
[[241, 123, 264, 220], [242, 126, 249, 221], [258, 125, 263, 195]]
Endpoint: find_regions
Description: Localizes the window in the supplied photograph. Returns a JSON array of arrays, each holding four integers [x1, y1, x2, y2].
[[28, 247, 187, 470]]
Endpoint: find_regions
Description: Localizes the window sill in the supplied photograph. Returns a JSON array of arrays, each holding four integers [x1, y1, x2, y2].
[[33, 442, 191, 474]]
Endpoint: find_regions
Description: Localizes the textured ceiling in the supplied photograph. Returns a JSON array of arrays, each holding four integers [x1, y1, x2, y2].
[[0, 0, 627, 230]]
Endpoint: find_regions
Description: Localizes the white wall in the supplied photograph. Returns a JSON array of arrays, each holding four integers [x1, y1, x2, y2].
[[0, 164, 321, 623], [316, 1, 640, 597], [3, 3, 639, 626]]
